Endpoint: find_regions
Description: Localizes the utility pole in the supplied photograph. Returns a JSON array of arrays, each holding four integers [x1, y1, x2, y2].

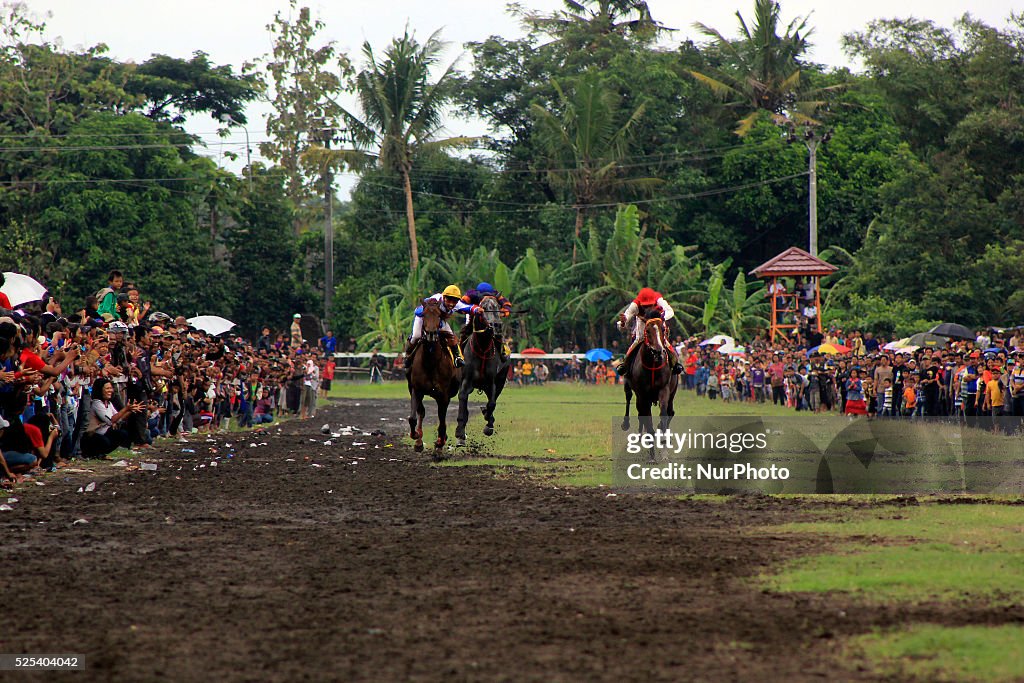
[[800, 128, 830, 257], [323, 129, 334, 327]]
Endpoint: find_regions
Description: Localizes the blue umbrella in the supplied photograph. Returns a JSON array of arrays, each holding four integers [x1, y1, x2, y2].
[[585, 348, 613, 362]]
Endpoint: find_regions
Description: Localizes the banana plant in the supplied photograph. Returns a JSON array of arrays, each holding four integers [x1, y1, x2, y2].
[[358, 294, 412, 351]]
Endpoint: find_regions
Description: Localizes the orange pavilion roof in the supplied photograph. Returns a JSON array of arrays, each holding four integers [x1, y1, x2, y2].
[[750, 247, 838, 278]]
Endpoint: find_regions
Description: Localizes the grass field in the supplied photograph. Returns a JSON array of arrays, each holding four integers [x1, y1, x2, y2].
[[330, 380, 1024, 681], [328, 380, 791, 486]]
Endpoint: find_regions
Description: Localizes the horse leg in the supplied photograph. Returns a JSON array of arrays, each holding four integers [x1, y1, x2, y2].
[[408, 389, 419, 440], [434, 395, 449, 454], [621, 381, 633, 431], [455, 377, 471, 447], [413, 391, 426, 452], [637, 397, 656, 462], [483, 383, 496, 436]]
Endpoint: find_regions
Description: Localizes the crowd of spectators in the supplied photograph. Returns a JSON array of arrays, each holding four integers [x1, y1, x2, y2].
[[680, 328, 1024, 424], [0, 269, 333, 486]]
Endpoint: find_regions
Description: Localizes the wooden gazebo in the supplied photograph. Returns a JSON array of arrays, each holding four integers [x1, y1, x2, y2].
[[750, 247, 838, 343]]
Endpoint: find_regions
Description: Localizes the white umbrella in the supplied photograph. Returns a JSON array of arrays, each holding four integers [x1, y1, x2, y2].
[[1, 272, 47, 308], [186, 315, 236, 336], [699, 334, 734, 347]]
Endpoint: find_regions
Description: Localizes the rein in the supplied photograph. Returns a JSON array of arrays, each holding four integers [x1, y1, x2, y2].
[[639, 319, 667, 385], [470, 326, 495, 380]]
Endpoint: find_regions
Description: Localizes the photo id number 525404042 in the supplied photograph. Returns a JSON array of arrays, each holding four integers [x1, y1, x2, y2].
[[0, 655, 84, 670]]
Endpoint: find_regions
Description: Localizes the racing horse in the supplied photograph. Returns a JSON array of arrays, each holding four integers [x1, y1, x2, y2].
[[621, 316, 677, 435], [407, 298, 461, 456], [455, 295, 510, 446]]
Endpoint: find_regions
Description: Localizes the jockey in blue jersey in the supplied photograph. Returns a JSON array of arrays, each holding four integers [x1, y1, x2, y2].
[[459, 282, 512, 357], [405, 284, 479, 368]]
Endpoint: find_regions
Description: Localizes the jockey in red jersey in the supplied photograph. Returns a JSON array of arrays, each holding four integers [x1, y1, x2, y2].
[[615, 287, 682, 375]]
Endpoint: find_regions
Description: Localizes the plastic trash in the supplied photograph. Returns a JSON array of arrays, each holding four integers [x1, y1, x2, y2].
[[7, 497, 17, 503], [321, 424, 331, 434], [209, 461, 218, 467], [113, 460, 129, 467], [84, 482, 96, 492], [140, 463, 158, 471], [323, 440, 332, 446], [182, 448, 196, 453], [0, 504, 13, 511], [72, 518, 88, 525], [353, 441, 367, 446]]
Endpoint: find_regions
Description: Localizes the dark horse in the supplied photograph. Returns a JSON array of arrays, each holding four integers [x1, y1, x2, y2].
[[455, 296, 510, 446], [622, 317, 678, 435], [407, 299, 461, 456]]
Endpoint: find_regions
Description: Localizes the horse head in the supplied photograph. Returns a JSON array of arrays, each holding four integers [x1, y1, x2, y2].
[[421, 298, 443, 342], [642, 317, 665, 360], [475, 295, 502, 333]]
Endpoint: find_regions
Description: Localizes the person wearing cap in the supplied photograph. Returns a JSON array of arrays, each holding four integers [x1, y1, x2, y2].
[[405, 285, 478, 369], [616, 287, 682, 376], [289, 314, 304, 351], [459, 282, 512, 359]]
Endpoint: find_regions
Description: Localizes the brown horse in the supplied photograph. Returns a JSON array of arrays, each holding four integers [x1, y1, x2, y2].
[[407, 298, 461, 456], [455, 297, 510, 446], [622, 317, 677, 435]]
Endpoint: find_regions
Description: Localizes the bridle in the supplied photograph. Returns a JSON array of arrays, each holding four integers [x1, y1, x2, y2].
[[638, 317, 667, 383]]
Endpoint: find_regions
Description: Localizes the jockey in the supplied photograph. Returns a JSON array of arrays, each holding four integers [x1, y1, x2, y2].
[[615, 287, 683, 375], [405, 284, 479, 368], [459, 282, 512, 355]]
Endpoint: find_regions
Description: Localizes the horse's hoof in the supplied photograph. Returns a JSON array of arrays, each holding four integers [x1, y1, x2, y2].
[[620, 419, 630, 431], [456, 438, 466, 448], [431, 450, 445, 463], [414, 443, 424, 452], [483, 426, 494, 436]]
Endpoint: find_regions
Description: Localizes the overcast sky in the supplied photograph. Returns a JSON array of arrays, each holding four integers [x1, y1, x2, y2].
[[34, 0, 1020, 194]]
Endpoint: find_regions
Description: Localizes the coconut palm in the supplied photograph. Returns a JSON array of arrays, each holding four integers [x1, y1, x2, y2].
[[689, 0, 839, 135], [520, 0, 670, 44], [530, 72, 657, 261], [325, 29, 474, 271]]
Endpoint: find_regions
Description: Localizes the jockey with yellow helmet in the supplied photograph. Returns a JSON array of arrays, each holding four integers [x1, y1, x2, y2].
[[405, 284, 480, 368], [615, 287, 683, 375]]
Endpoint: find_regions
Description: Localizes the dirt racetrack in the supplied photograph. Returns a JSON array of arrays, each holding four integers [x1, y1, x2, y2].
[[1, 397, 1017, 682]]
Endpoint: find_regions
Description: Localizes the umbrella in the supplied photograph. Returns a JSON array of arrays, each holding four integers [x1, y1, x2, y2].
[[520, 347, 546, 356], [186, 315, 236, 336], [727, 346, 747, 357], [895, 346, 920, 354], [0, 272, 47, 308], [883, 339, 909, 351], [585, 348, 613, 362], [806, 343, 851, 356], [983, 347, 1005, 355], [699, 334, 734, 347], [906, 332, 947, 348], [929, 322, 974, 340]]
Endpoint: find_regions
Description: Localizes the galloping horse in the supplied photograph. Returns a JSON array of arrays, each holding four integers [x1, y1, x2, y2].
[[407, 299, 461, 455], [455, 295, 510, 446], [622, 316, 677, 434]]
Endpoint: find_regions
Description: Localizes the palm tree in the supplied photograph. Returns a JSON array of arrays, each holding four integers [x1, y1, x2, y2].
[[689, 0, 837, 135], [530, 72, 657, 261], [327, 29, 474, 271], [519, 1, 670, 45]]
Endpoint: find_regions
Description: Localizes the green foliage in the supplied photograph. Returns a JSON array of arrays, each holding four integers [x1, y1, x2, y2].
[[826, 294, 938, 339]]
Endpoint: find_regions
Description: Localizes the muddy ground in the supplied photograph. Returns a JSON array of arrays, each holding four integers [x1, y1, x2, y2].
[[0, 398, 1019, 682]]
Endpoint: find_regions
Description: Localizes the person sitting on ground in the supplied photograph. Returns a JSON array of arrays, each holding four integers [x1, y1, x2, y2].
[[81, 377, 143, 458], [0, 416, 35, 485], [253, 388, 275, 425]]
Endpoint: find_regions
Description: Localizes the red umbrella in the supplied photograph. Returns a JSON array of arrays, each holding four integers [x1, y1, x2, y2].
[[520, 348, 546, 355]]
